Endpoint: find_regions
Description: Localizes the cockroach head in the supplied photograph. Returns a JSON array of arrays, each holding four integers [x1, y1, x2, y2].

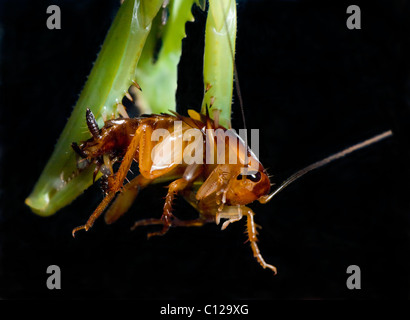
[[226, 167, 271, 205]]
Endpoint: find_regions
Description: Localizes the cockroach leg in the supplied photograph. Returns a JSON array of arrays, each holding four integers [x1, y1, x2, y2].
[[131, 218, 164, 231], [171, 218, 209, 227], [93, 160, 102, 184], [72, 124, 145, 237], [132, 218, 172, 239], [153, 178, 191, 236], [132, 165, 203, 237], [72, 191, 117, 237], [71, 142, 87, 158], [104, 174, 152, 225], [131, 216, 209, 238], [132, 217, 208, 238], [215, 175, 233, 211], [243, 207, 277, 274], [216, 205, 243, 230]]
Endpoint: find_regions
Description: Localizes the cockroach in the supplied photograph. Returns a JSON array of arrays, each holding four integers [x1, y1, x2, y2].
[[71, 105, 278, 273], [70, 102, 392, 275], [69, 2, 394, 275]]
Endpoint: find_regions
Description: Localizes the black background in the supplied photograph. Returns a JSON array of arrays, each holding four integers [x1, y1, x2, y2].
[[1, 0, 410, 300]]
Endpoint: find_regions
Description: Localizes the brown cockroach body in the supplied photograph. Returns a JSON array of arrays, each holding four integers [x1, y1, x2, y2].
[[71, 104, 393, 276], [72, 108, 277, 274]]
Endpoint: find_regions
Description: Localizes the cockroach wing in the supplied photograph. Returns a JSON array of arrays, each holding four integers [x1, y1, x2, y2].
[[149, 126, 186, 175]]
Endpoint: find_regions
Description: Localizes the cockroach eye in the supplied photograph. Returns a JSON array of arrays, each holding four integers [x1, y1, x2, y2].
[[236, 171, 262, 182], [248, 171, 262, 182]]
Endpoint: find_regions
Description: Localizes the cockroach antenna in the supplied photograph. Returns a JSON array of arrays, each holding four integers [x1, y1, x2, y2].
[[259, 130, 394, 204]]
